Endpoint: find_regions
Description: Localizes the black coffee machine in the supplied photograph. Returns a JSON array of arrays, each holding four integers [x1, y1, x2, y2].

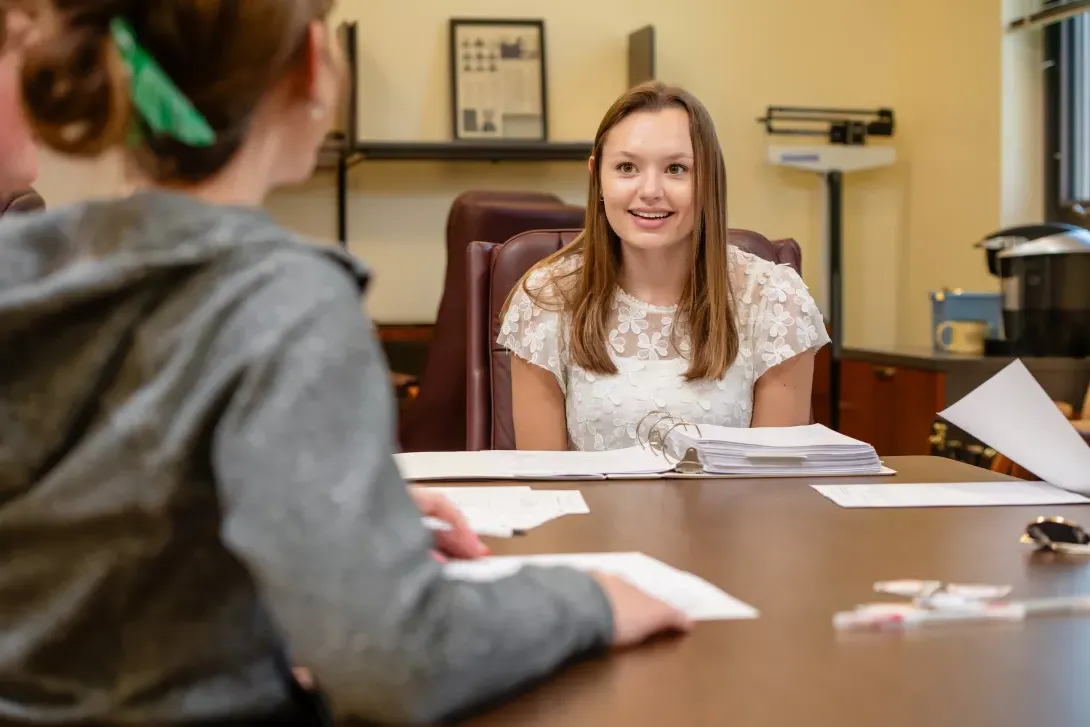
[[976, 223, 1090, 357]]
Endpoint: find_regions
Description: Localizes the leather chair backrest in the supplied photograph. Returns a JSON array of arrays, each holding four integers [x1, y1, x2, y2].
[[467, 230, 578, 450], [465, 228, 806, 450], [398, 191, 584, 452], [731, 230, 802, 273]]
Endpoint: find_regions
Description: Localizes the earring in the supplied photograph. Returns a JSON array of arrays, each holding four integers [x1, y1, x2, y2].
[[309, 102, 325, 120]]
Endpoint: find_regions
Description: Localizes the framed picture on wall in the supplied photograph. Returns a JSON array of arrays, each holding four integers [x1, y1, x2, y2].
[[449, 18, 548, 141]]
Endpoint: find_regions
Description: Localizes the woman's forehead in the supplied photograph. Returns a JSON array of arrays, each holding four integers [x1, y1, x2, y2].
[[602, 108, 693, 159]]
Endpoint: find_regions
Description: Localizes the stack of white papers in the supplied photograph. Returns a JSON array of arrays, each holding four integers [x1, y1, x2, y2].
[[666, 423, 884, 476], [444, 551, 758, 621], [813, 481, 1090, 508], [395, 448, 670, 481], [424, 486, 589, 532]]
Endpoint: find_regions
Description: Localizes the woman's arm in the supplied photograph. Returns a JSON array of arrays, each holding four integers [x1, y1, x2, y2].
[[750, 350, 816, 427], [211, 256, 616, 724], [744, 257, 830, 428], [497, 271, 570, 451], [510, 354, 568, 449]]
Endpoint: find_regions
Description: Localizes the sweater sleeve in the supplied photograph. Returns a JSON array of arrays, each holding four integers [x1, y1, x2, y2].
[[210, 255, 613, 725]]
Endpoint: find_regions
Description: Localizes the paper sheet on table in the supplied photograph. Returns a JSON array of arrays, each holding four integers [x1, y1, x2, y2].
[[812, 481, 1090, 508], [444, 551, 758, 621], [424, 486, 589, 531], [394, 448, 670, 481], [938, 359, 1090, 493]]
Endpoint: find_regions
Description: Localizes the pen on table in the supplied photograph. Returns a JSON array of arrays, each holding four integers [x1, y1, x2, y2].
[[421, 516, 525, 539], [833, 604, 1026, 631], [834, 595, 1090, 631]]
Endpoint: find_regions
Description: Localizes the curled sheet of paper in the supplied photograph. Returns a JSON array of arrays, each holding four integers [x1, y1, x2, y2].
[[938, 359, 1090, 493]]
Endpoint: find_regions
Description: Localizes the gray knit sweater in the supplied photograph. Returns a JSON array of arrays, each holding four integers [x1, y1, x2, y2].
[[0, 191, 612, 726]]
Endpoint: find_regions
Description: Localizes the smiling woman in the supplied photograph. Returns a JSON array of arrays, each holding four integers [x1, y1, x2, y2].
[[498, 81, 831, 451]]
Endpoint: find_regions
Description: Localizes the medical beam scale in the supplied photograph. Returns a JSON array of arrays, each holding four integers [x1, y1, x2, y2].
[[756, 105, 896, 431]]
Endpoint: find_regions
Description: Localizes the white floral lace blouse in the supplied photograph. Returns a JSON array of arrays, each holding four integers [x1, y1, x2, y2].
[[497, 245, 831, 451]]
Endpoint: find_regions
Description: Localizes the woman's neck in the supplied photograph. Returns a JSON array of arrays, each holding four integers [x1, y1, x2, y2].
[[123, 133, 279, 207], [617, 241, 691, 307]]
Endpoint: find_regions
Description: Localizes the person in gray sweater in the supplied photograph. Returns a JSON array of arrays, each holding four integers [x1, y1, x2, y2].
[[0, 1, 690, 726]]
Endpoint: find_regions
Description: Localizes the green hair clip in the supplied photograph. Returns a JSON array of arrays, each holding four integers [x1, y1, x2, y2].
[[108, 17, 216, 147]]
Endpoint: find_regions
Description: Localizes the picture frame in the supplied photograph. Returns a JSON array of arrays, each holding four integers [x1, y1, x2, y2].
[[449, 18, 548, 142]]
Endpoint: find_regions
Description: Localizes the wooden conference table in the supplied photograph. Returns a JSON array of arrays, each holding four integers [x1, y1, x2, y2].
[[446, 456, 1090, 727]]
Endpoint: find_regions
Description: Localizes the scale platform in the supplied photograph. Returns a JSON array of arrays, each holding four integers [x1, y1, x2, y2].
[[768, 144, 896, 173]]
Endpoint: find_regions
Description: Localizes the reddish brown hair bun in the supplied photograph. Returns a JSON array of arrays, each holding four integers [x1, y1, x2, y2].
[[19, 0, 333, 182]]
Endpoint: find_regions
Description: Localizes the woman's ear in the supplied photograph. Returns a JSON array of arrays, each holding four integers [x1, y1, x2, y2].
[[302, 21, 324, 105], [586, 155, 594, 175], [297, 20, 343, 127]]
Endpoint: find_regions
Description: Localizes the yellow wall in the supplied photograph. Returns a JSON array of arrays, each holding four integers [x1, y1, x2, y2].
[[273, 0, 908, 345], [893, 0, 1001, 346], [268, 0, 1037, 348], [31, 0, 1045, 350]]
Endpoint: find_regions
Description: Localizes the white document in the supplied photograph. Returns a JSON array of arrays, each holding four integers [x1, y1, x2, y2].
[[938, 359, 1090, 493], [812, 481, 1090, 508], [424, 486, 589, 531], [394, 448, 669, 482], [444, 551, 758, 621]]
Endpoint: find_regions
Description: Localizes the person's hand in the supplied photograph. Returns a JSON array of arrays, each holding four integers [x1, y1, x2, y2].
[[590, 572, 693, 647], [409, 486, 490, 560], [292, 667, 315, 690]]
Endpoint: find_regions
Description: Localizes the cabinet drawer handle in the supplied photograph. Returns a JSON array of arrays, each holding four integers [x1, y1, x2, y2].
[[874, 367, 896, 380]]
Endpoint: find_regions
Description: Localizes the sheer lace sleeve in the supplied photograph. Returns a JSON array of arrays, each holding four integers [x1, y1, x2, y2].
[[748, 262, 831, 379], [497, 268, 567, 394]]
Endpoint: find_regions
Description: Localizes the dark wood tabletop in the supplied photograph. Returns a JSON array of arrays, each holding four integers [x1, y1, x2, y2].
[[445, 456, 1090, 727]]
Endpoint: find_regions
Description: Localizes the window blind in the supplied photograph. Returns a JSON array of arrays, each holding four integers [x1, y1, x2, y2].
[[1008, 0, 1090, 31]]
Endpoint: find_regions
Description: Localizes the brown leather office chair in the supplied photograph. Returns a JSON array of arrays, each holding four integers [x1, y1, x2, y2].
[[0, 188, 44, 216], [398, 191, 585, 452], [466, 228, 806, 450]]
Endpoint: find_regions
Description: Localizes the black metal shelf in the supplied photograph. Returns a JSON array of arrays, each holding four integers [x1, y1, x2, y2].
[[316, 138, 592, 172], [317, 137, 592, 246], [319, 21, 655, 247]]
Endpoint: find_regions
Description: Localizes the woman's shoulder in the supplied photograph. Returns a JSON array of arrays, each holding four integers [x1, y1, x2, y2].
[[727, 243, 809, 295], [521, 252, 583, 305]]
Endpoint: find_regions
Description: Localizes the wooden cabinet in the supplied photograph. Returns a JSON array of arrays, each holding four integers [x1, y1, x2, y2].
[[832, 347, 1090, 458], [838, 359, 945, 456]]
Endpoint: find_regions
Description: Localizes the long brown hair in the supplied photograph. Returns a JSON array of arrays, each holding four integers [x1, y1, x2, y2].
[[16, 0, 333, 183], [0, 5, 8, 51], [502, 81, 737, 381]]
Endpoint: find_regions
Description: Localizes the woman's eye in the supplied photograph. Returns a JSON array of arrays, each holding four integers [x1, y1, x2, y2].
[[616, 162, 637, 174], [667, 163, 687, 175]]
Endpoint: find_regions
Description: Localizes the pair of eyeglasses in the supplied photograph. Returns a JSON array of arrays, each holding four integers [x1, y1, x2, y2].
[[1021, 516, 1090, 555]]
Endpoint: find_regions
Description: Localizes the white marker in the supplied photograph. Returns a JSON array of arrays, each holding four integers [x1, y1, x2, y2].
[[422, 516, 524, 539]]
